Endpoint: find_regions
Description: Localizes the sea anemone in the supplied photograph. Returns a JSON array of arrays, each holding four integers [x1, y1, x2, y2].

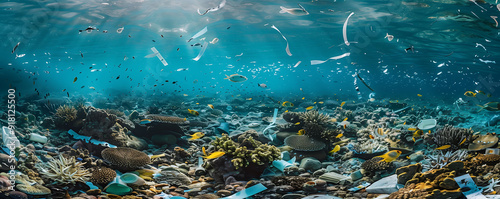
[[300, 110, 330, 125], [35, 155, 91, 184], [55, 105, 77, 123]]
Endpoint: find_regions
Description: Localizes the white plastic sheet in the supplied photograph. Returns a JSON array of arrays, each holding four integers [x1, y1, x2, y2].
[[197, 0, 226, 15], [193, 42, 208, 61], [151, 47, 168, 66], [271, 25, 292, 56], [310, 52, 350, 65], [188, 26, 208, 42], [343, 12, 355, 46]]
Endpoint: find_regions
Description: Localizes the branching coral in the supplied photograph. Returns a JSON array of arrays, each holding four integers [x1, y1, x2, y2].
[[55, 105, 77, 123], [36, 155, 91, 184], [426, 125, 473, 150], [422, 150, 468, 170], [347, 141, 387, 154]]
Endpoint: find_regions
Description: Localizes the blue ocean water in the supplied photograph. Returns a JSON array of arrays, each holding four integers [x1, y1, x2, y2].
[[1, 0, 499, 102]]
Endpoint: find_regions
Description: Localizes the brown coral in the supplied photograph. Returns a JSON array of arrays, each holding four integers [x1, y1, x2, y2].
[[284, 135, 326, 151], [90, 167, 116, 186], [361, 157, 393, 175], [101, 147, 151, 171], [146, 114, 188, 124]]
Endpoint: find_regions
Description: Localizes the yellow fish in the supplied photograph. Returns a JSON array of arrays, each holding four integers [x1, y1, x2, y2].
[[203, 151, 226, 159], [297, 129, 305, 135], [369, 135, 375, 139], [73, 77, 78, 83], [343, 124, 347, 129], [343, 118, 348, 121], [403, 121, 406, 125], [183, 94, 188, 96], [319, 101, 324, 104], [294, 122, 301, 125], [306, 106, 314, 110], [412, 137, 416, 142], [285, 110, 289, 112], [377, 150, 402, 163], [246, 98, 252, 100], [302, 97, 305, 100], [340, 101, 346, 107], [412, 129, 423, 138], [208, 104, 214, 109], [329, 145, 340, 154], [464, 91, 476, 97], [417, 94, 422, 97], [435, 145, 451, 150], [189, 132, 205, 140], [314, 102, 317, 104], [336, 134, 343, 138], [408, 128, 417, 131], [188, 109, 199, 116], [150, 153, 166, 159], [282, 101, 294, 107], [459, 138, 466, 145], [202, 146, 207, 156]]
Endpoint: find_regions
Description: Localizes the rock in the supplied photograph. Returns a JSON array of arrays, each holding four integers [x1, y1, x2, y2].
[[275, 185, 295, 194], [366, 174, 401, 194], [396, 163, 422, 185], [439, 177, 459, 190], [299, 157, 322, 171], [409, 152, 424, 162], [281, 193, 306, 199]]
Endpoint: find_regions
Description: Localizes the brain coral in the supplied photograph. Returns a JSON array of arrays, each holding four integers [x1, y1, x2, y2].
[[101, 147, 151, 171], [284, 135, 326, 151], [91, 167, 117, 186]]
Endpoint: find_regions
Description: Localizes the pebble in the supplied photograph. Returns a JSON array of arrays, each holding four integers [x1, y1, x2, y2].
[[282, 193, 306, 199], [216, 190, 232, 197]]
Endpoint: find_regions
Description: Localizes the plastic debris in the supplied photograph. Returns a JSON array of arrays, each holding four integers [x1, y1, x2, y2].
[[272, 156, 296, 172], [117, 27, 124, 34], [86, 181, 99, 190], [486, 148, 500, 155], [193, 42, 208, 61], [151, 47, 168, 66], [220, 183, 267, 199], [455, 174, 487, 199], [262, 108, 279, 141], [188, 26, 208, 42], [310, 52, 350, 65], [348, 182, 371, 192], [343, 12, 355, 46], [2, 126, 21, 152], [68, 129, 117, 148], [271, 25, 292, 56], [293, 61, 301, 68], [197, 0, 226, 16]]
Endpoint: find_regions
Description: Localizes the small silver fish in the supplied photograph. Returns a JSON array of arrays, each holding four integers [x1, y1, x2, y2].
[[12, 42, 20, 54], [279, 4, 309, 16]]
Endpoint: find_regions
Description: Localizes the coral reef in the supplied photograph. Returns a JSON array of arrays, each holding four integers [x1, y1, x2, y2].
[[271, 176, 311, 190], [396, 163, 422, 185], [79, 107, 144, 149], [35, 155, 91, 184], [101, 147, 151, 171], [422, 150, 468, 170], [425, 125, 473, 150], [282, 112, 302, 123]]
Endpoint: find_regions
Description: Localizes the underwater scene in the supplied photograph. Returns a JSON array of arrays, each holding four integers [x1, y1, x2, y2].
[[1, 0, 500, 198]]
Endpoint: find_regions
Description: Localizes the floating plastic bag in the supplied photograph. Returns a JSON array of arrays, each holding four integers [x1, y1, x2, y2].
[[188, 26, 208, 42], [271, 25, 292, 56], [151, 47, 168, 66], [193, 42, 208, 61]]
